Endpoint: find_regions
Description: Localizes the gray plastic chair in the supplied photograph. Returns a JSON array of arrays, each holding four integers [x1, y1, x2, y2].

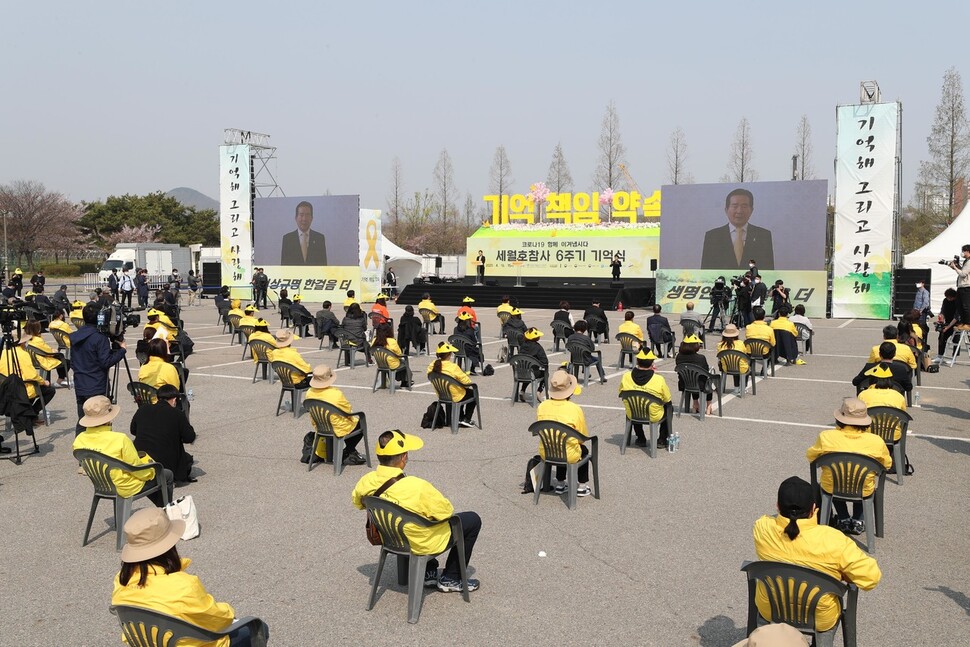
[[73, 449, 168, 551], [428, 373, 481, 434], [614, 332, 643, 368], [271, 360, 309, 419], [248, 340, 276, 384], [447, 334, 473, 372], [419, 308, 442, 336], [497, 310, 511, 334], [372, 346, 412, 394], [717, 349, 756, 398], [362, 496, 470, 624], [745, 338, 775, 378], [226, 314, 242, 343], [303, 400, 371, 475], [618, 390, 669, 458], [127, 381, 159, 408], [585, 314, 609, 343], [237, 324, 256, 361], [741, 560, 858, 647], [335, 328, 365, 369], [810, 452, 887, 554], [680, 319, 707, 348], [505, 329, 524, 362], [529, 420, 599, 510], [509, 354, 547, 407], [550, 320, 571, 351], [110, 605, 268, 647], [565, 340, 599, 387], [795, 322, 814, 354], [866, 405, 912, 486], [675, 363, 722, 419]]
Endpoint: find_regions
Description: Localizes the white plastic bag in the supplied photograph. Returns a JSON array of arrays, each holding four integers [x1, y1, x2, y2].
[[165, 495, 200, 540]]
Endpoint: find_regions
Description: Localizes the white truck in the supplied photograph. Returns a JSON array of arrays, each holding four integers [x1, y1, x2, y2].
[[98, 243, 192, 282]]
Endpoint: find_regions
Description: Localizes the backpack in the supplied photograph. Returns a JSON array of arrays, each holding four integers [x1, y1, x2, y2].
[[420, 402, 449, 429]]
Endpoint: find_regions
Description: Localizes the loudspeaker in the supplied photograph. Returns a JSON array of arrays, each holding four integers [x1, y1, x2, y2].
[[435, 256, 443, 268], [485, 279, 498, 287], [611, 282, 625, 289], [412, 277, 424, 285], [650, 259, 658, 272], [525, 280, 539, 287]]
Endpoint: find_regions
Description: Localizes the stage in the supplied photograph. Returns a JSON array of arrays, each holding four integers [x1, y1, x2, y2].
[[396, 276, 655, 310]]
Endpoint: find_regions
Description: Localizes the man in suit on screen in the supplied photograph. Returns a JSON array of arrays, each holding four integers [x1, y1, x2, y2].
[[280, 200, 328, 266], [700, 188, 774, 271]]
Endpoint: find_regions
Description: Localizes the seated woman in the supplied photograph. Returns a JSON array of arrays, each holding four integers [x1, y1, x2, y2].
[[112, 507, 268, 646], [304, 364, 366, 466], [23, 320, 69, 387], [856, 364, 907, 441], [248, 319, 276, 362], [452, 313, 481, 375], [516, 327, 548, 402], [674, 334, 714, 415], [552, 301, 575, 338], [717, 324, 750, 396], [396, 305, 425, 356], [537, 369, 591, 496], [427, 341, 477, 427], [138, 338, 183, 392], [371, 323, 410, 387], [341, 302, 372, 365]]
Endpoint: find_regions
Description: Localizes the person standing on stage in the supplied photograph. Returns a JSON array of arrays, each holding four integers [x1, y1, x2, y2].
[[610, 254, 622, 281], [476, 250, 486, 283]]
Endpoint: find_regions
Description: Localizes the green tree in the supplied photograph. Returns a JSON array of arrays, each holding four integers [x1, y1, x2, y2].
[[79, 192, 219, 248]]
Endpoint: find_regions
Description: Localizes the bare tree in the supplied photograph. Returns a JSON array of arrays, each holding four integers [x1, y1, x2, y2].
[[386, 156, 405, 228], [722, 117, 759, 182], [793, 115, 815, 180], [918, 66, 970, 226], [463, 193, 476, 227], [433, 148, 456, 222], [546, 142, 574, 193], [666, 127, 693, 185], [0, 180, 78, 268], [489, 145, 514, 204], [593, 101, 628, 191]]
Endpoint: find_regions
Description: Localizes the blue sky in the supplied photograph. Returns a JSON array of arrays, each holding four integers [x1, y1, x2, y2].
[[2, 1, 967, 211]]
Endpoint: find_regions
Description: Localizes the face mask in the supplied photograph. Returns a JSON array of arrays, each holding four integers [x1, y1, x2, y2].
[[749, 263, 755, 268], [916, 283, 923, 288]]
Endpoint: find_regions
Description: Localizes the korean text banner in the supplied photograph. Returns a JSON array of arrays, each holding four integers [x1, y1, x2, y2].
[[659, 180, 827, 272], [466, 226, 659, 277], [832, 103, 899, 319], [263, 266, 362, 303], [656, 269, 827, 318], [253, 195, 360, 267], [358, 209, 382, 301], [219, 144, 252, 299]]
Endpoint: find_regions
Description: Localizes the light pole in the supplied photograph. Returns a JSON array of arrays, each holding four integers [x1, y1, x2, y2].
[[2, 210, 7, 282]]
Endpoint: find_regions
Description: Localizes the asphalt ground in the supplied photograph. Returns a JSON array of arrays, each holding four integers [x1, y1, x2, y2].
[[1, 300, 968, 646]]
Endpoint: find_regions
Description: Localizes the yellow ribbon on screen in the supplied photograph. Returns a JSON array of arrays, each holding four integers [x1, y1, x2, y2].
[[364, 220, 379, 267]]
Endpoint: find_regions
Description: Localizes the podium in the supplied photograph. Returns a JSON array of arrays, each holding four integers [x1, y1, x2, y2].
[[474, 260, 484, 286], [512, 261, 524, 288]]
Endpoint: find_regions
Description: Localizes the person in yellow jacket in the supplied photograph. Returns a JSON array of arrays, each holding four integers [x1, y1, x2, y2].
[[138, 338, 183, 391], [867, 324, 917, 370], [752, 476, 881, 633], [48, 309, 74, 345], [371, 323, 410, 387], [146, 309, 177, 342], [617, 310, 644, 341], [343, 289, 358, 311], [417, 292, 445, 334], [352, 429, 482, 592], [238, 304, 259, 329], [618, 349, 672, 447], [427, 341, 476, 427], [268, 329, 312, 387], [304, 364, 366, 466], [717, 324, 750, 395], [23, 320, 69, 387], [806, 398, 892, 535], [73, 396, 172, 505], [69, 300, 85, 323], [744, 306, 776, 346], [0, 337, 56, 416], [857, 364, 907, 441], [496, 295, 514, 317], [247, 319, 276, 362], [537, 369, 592, 497], [112, 507, 267, 647], [227, 298, 245, 321]]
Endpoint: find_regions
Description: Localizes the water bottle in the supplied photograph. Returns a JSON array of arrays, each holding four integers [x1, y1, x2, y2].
[[187, 389, 194, 402], [913, 391, 920, 407], [672, 431, 680, 452]]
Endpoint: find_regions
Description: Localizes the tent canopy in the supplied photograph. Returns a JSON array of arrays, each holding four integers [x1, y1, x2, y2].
[[903, 201, 970, 313], [382, 236, 422, 289]]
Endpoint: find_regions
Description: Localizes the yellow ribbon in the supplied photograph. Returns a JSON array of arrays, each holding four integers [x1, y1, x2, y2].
[[364, 220, 379, 267]]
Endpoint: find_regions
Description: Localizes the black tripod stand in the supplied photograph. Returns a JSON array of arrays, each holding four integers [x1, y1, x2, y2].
[[0, 320, 40, 464], [108, 335, 135, 405]]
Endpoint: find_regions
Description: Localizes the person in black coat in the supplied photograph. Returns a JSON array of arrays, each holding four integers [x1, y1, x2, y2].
[[453, 316, 481, 375], [851, 342, 913, 395], [674, 336, 714, 414], [341, 302, 372, 364], [135, 269, 150, 308], [516, 327, 549, 401], [397, 305, 425, 356], [130, 384, 196, 483], [552, 301, 575, 338], [583, 300, 609, 343]]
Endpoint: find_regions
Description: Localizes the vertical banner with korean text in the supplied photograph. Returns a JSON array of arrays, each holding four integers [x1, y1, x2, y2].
[[832, 103, 899, 318], [219, 144, 252, 298], [359, 209, 382, 301]]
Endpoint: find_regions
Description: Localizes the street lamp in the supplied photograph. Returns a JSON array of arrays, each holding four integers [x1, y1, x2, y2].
[[1, 210, 7, 282]]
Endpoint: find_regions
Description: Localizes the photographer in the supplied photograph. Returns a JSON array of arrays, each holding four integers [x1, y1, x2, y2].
[[69, 303, 127, 435], [946, 245, 970, 326], [769, 279, 790, 316], [937, 288, 959, 358], [734, 276, 753, 326], [707, 277, 730, 333]]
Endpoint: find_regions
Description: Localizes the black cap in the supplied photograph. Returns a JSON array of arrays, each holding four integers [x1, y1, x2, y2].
[[777, 476, 813, 517]]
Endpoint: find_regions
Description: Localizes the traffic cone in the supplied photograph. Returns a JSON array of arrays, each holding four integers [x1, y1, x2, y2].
[[617, 301, 624, 311]]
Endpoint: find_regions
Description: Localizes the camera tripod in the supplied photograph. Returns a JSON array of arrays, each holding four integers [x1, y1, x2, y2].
[[108, 336, 135, 405], [0, 320, 41, 463]]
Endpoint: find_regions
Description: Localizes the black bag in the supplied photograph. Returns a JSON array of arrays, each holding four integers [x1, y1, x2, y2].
[[482, 364, 495, 376], [420, 402, 449, 429], [300, 432, 327, 464], [521, 454, 546, 494]]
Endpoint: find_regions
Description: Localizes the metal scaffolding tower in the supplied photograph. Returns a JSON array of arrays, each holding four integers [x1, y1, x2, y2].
[[223, 129, 285, 198]]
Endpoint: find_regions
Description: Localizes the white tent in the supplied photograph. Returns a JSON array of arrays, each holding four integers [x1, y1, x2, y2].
[[903, 201, 970, 313], [382, 236, 423, 289]]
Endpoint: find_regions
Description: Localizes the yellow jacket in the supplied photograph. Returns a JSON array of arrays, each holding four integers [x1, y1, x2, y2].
[[138, 357, 182, 390], [0, 346, 45, 399], [745, 320, 776, 346], [73, 425, 155, 498], [352, 465, 454, 555], [306, 386, 359, 438], [717, 341, 749, 375], [769, 315, 797, 336], [806, 427, 892, 496], [857, 387, 907, 441], [27, 335, 63, 372], [418, 299, 440, 319], [867, 340, 917, 370], [496, 303, 514, 316], [618, 320, 644, 341], [536, 399, 588, 463], [248, 330, 276, 362], [372, 338, 403, 369], [427, 359, 471, 402], [753, 514, 881, 631], [618, 370, 670, 422], [69, 308, 84, 322], [269, 347, 311, 383], [112, 558, 235, 647], [49, 319, 73, 346], [237, 315, 258, 329], [227, 307, 245, 320]]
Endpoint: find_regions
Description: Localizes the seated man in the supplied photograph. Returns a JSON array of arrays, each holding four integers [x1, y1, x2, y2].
[[352, 430, 482, 592], [343, 289, 358, 311], [679, 301, 705, 338], [0, 335, 56, 417], [48, 309, 74, 343], [227, 298, 245, 322], [537, 369, 592, 496], [617, 310, 644, 342], [289, 295, 313, 337], [752, 476, 881, 635], [52, 284, 70, 314], [503, 307, 527, 340], [552, 301, 575, 338], [145, 309, 176, 343], [248, 318, 276, 360], [268, 329, 312, 388], [417, 292, 446, 334], [314, 300, 340, 348], [305, 365, 366, 466], [238, 304, 259, 329], [130, 384, 197, 484], [567, 320, 606, 384], [618, 349, 672, 447], [73, 396, 173, 506], [852, 341, 913, 395], [856, 364, 907, 441], [744, 306, 776, 348], [646, 305, 674, 358], [583, 299, 609, 343], [496, 295, 514, 317], [769, 305, 804, 365], [69, 299, 85, 322], [516, 327, 548, 402], [867, 324, 917, 371]]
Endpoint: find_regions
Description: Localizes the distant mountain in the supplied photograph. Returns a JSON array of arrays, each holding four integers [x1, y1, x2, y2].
[[166, 187, 219, 212]]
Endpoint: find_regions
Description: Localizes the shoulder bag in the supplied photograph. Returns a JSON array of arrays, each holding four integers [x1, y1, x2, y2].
[[365, 474, 407, 545]]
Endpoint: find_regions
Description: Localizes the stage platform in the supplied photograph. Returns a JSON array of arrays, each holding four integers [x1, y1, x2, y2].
[[397, 277, 655, 310]]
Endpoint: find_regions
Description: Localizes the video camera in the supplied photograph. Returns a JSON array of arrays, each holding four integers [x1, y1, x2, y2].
[[96, 303, 141, 340], [0, 304, 25, 330], [939, 255, 961, 265], [728, 275, 748, 288]]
